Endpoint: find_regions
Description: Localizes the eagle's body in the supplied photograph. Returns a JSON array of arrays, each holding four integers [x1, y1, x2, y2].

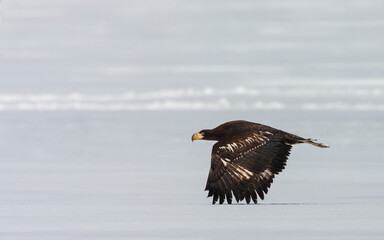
[[191, 120, 329, 204]]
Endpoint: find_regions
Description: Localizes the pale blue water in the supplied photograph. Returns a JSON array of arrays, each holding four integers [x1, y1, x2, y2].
[[0, 0, 383, 93], [0, 0, 383, 239], [0, 111, 383, 239]]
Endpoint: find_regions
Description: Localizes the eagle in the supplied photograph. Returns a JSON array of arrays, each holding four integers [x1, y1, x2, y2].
[[191, 120, 329, 204]]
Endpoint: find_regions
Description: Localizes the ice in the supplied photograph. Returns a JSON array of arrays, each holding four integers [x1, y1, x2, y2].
[[0, 0, 383, 239], [0, 111, 383, 239]]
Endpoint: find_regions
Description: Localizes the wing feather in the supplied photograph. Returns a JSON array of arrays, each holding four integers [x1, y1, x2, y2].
[[205, 129, 292, 204], [245, 191, 251, 204], [250, 190, 257, 204]]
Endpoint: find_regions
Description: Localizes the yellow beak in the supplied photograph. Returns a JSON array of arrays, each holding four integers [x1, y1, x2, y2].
[[191, 132, 204, 142]]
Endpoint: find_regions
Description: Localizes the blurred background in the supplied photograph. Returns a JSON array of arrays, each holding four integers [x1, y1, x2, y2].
[[0, 0, 383, 239]]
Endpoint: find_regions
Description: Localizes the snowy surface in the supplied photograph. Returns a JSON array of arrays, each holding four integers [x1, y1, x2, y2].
[[0, 111, 383, 239], [0, 0, 384, 239]]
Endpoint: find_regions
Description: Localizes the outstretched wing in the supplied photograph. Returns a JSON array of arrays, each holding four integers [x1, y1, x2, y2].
[[205, 130, 292, 204]]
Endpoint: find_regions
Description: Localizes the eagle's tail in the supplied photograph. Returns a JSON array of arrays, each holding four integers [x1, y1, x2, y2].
[[301, 138, 329, 148], [284, 133, 329, 148]]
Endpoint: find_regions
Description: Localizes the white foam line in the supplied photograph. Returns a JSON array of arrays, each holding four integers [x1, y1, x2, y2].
[[0, 86, 382, 103], [0, 100, 383, 111], [0, 85, 383, 111]]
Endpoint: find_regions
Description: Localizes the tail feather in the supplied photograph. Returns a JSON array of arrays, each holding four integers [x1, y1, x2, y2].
[[284, 132, 329, 148], [302, 138, 329, 148]]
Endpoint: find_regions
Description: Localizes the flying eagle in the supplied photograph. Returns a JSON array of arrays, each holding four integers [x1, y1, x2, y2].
[[191, 120, 329, 204]]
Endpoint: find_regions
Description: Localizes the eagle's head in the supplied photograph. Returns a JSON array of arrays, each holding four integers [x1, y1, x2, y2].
[[191, 130, 205, 142], [192, 129, 224, 142]]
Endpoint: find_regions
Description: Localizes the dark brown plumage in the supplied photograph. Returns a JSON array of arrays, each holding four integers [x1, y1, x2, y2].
[[191, 120, 329, 204]]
